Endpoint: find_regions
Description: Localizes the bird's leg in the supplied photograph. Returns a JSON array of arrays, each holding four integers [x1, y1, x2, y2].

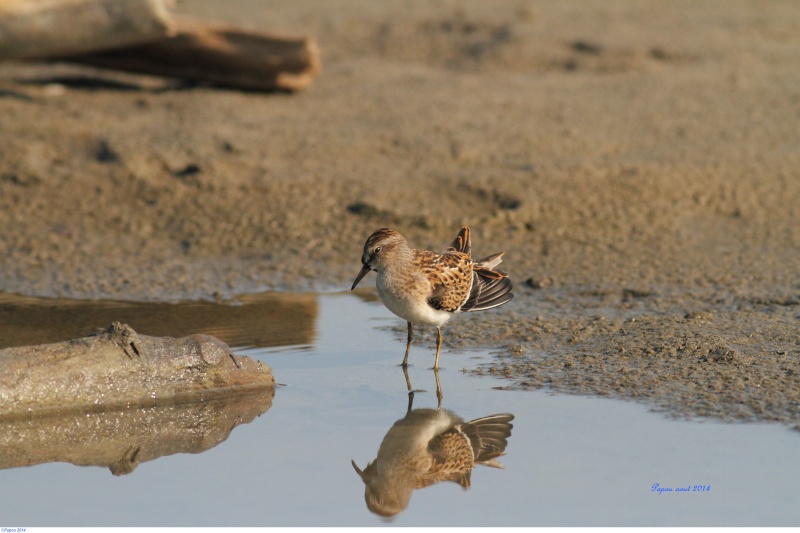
[[403, 363, 413, 392], [403, 364, 414, 412], [432, 326, 443, 370], [405, 366, 415, 414], [433, 367, 443, 410], [403, 345, 427, 400], [401, 321, 413, 367]]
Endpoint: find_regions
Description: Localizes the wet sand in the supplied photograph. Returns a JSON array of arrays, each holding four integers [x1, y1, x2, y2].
[[0, 1, 797, 426]]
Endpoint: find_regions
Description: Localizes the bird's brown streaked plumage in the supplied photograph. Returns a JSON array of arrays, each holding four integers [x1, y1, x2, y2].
[[351, 410, 515, 517], [351, 226, 514, 369], [444, 226, 471, 254]]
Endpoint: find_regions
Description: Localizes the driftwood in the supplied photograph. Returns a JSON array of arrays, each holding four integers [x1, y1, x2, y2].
[[65, 17, 321, 91], [0, 322, 274, 419], [0, 0, 321, 91], [0, 0, 175, 60], [0, 388, 273, 475]]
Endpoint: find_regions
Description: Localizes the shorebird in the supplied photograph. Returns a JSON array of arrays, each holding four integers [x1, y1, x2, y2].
[[351, 409, 515, 517], [351, 227, 513, 369]]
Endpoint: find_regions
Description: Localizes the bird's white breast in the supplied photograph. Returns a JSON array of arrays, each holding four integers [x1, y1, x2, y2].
[[376, 269, 453, 327]]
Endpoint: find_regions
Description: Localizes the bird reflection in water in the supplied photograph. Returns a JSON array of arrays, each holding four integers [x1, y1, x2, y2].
[[351, 369, 514, 518]]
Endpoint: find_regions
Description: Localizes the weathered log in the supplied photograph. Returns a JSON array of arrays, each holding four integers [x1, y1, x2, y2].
[[64, 17, 322, 91], [0, 388, 273, 475], [0, 322, 274, 419], [0, 0, 175, 60]]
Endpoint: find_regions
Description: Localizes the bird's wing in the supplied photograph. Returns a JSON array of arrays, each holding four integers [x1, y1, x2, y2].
[[459, 414, 515, 464], [421, 251, 475, 313], [422, 430, 475, 488], [460, 268, 514, 312], [457, 250, 514, 312], [443, 226, 471, 255]]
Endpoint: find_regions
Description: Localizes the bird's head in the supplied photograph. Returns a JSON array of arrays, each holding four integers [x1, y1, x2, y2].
[[351, 228, 407, 290]]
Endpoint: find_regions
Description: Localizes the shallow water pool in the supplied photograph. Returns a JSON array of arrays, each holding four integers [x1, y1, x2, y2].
[[0, 292, 798, 526]]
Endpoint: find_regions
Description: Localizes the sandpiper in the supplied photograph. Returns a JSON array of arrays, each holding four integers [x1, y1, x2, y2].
[[351, 227, 514, 369], [351, 409, 515, 517]]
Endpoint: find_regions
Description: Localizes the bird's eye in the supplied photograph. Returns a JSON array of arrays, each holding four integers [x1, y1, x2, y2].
[[374, 246, 382, 254]]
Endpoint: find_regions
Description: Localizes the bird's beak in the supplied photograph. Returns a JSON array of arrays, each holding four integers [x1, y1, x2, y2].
[[351, 459, 365, 480], [351, 264, 371, 290]]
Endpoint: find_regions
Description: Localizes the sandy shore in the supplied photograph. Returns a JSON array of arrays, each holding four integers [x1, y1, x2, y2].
[[0, 1, 797, 426]]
